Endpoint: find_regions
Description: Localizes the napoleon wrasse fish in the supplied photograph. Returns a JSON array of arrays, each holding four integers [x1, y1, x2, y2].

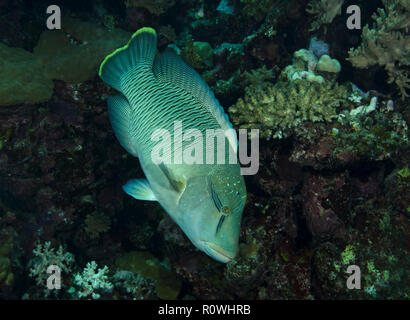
[[99, 28, 246, 263]]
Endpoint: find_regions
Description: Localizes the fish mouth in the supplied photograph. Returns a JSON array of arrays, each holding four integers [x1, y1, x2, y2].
[[202, 242, 236, 263]]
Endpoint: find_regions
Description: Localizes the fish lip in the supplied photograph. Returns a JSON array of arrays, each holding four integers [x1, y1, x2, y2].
[[202, 241, 235, 263]]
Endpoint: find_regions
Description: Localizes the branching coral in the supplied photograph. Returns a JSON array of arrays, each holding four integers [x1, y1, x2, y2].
[[125, 0, 175, 15], [113, 270, 156, 299], [306, 0, 344, 32], [242, 66, 276, 86], [347, 0, 410, 99], [229, 79, 348, 139], [230, 46, 347, 139], [73, 261, 113, 299], [29, 241, 74, 296]]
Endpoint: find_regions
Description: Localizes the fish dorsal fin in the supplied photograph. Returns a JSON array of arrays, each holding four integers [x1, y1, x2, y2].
[[123, 179, 157, 201], [107, 95, 139, 157], [99, 27, 157, 91], [153, 49, 238, 153]]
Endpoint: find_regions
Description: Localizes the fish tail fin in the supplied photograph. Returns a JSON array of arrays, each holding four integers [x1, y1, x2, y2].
[[99, 27, 157, 91]]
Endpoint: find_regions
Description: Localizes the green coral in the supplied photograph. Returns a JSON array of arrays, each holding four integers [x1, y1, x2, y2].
[[229, 79, 348, 139]]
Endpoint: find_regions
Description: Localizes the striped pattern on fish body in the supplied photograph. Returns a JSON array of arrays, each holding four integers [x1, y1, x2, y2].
[[120, 66, 221, 159]]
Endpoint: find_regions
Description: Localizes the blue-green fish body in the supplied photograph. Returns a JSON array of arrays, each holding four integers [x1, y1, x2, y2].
[[99, 28, 246, 263]]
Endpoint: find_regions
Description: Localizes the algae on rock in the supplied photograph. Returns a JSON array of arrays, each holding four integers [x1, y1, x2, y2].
[[0, 44, 54, 106], [0, 17, 131, 106], [33, 16, 131, 84]]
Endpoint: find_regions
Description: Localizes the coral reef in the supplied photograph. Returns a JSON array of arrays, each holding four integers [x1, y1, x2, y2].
[[306, 0, 344, 32], [28, 241, 74, 297], [72, 261, 113, 299], [333, 100, 408, 161], [113, 270, 156, 299], [229, 78, 348, 139], [347, 0, 410, 99], [0, 0, 408, 302], [283, 47, 342, 84], [228, 46, 347, 140]]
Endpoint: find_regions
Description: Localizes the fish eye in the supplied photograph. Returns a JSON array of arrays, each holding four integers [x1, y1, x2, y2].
[[222, 206, 230, 215]]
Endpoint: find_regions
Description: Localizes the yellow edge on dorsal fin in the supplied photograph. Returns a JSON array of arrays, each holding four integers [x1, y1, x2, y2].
[[98, 27, 157, 77]]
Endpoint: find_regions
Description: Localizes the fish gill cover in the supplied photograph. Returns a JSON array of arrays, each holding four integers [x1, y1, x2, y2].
[[0, 0, 408, 301]]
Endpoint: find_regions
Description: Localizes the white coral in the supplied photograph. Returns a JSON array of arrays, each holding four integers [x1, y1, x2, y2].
[[29, 241, 74, 296], [74, 261, 113, 299]]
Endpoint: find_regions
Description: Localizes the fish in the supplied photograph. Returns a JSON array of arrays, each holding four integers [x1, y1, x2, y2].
[[98, 27, 246, 263]]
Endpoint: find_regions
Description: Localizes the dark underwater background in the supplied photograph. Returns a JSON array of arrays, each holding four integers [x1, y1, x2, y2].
[[0, 0, 408, 299]]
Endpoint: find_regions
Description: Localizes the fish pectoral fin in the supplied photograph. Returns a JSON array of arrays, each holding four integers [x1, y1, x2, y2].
[[158, 163, 186, 193], [122, 179, 157, 201]]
